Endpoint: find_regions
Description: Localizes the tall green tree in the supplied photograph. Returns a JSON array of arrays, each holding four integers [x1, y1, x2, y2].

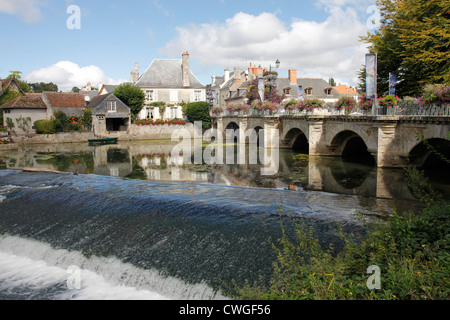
[[113, 83, 145, 118], [30, 82, 58, 93], [361, 0, 450, 97]]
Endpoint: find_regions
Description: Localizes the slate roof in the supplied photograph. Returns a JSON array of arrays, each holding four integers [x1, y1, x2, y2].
[[0, 93, 47, 109], [276, 78, 340, 99], [135, 59, 205, 89], [87, 93, 130, 118]]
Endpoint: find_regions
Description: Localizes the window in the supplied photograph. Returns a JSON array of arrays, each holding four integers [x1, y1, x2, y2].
[[4, 110, 11, 114], [146, 90, 154, 102], [107, 101, 117, 112], [284, 88, 291, 95], [194, 90, 202, 101], [325, 88, 332, 95], [305, 88, 313, 95]]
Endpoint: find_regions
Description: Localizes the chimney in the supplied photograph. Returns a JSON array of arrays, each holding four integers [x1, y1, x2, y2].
[[224, 67, 230, 83], [182, 51, 190, 87], [289, 69, 297, 85], [130, 62, 139, 84]]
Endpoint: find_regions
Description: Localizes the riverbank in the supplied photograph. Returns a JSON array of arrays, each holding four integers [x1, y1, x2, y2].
[[7, 123, 196, 145]]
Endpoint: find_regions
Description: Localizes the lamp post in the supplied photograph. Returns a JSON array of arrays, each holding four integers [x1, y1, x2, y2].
[[270, 59, 280, 72], [268, 59, 280, 102]]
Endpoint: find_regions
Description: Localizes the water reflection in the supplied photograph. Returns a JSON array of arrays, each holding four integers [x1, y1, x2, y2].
[[0, 141, 429, 202]]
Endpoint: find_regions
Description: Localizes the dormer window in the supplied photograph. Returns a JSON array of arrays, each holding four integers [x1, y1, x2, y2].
[[325, 88, 332, 95], [305, 88, 313, 95], [107, 101, 117, 112], [284, 87, 291, 95]]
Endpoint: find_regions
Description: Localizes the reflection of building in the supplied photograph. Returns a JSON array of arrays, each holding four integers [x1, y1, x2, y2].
[[93, 145, 133, 178], [88, 93, 131, 135]]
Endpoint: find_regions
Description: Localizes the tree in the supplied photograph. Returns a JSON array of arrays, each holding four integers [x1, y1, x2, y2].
[[185, 101, 212, 130], [329, 78, 337, 87], [361, 0, 450, 97], [7, 71, 22, 80], [113, 83, 145, 118], [81, 109, 92, 131], [30, 82, 58, 93], [246, 72, 285, 105]]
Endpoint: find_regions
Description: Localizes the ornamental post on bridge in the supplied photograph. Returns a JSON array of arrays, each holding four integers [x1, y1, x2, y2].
[[263, 119, 279, 150], [308, 119, 327, 156], [376, 122, 400, 167]]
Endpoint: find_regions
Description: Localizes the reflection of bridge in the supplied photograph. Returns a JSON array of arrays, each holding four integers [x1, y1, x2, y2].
[[3, 142, 423, 200], [213, 115, 450, 168]]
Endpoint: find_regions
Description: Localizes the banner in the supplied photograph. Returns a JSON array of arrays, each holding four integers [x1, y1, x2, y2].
[[298, 85, 303, 100], [366, 53, 377, 99], [389, 72, 397, 95], [258, 77, 265, 103]]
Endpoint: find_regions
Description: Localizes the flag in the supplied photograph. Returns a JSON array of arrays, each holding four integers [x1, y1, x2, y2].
[[389, 72, 397, 95], [258, 77, 265, 103], [366, 53, 377, 99]]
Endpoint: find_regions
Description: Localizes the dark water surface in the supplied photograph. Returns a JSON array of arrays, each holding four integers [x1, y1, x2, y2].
[[0, 141, 439, 300]]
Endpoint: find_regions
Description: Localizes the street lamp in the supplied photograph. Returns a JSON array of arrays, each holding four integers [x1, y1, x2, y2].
[[270, 59, 280, 72]]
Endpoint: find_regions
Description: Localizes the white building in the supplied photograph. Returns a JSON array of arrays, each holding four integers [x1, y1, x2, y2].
[[133, 52, 206, 120]]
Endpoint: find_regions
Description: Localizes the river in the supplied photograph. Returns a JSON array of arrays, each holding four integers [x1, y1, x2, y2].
[[0, 140, 444, 300]]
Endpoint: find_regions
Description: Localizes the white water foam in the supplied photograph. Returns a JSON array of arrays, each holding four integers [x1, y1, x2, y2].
[[0, 235, 228, 300], [0, 184, 57, 203]]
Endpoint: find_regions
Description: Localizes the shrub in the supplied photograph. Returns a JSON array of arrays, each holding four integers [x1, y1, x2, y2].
[[35, 120, 56, 134], [232, 166, 450, 300], [418, 85, 450, 108], [185, 101, 212, 130]]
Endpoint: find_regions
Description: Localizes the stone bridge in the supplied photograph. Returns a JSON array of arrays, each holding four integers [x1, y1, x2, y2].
[[212, 115, 450, 168]]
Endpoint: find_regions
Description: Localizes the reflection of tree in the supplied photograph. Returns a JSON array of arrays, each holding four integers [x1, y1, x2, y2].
[[34, 152, 95, 173]]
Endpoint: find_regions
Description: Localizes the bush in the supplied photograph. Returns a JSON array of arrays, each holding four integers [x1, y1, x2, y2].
[[185, 101, 212, 130], [35, 120, 56, 134], [52, 111, 67, 132], [232, 166, 449, 300]]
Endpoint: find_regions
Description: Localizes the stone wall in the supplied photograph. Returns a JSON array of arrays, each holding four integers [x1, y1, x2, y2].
[[10, 123, 196, 145]]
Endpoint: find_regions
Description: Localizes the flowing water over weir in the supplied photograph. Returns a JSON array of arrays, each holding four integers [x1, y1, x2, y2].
[[0, 142, 434, 300], [0, 169, 374, 300]]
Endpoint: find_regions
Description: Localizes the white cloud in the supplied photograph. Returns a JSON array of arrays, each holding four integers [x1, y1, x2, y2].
[[24, 61, 127, 92], [160, 6, 370, 86], [0, 0, 45, 23]]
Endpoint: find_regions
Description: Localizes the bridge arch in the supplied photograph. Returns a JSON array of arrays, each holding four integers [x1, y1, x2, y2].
[[409, 138, 450, 169], [329, 130, 376, 165], [224, 121, 240, 143], [283, 128, 309, 153]]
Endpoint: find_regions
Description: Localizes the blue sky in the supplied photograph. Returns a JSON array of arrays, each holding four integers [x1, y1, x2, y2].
[[0, 0, 377, 91]]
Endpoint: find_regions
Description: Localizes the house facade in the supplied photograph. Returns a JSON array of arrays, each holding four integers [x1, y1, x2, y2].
[[87, 93, 131, 136], [133, 52, 206, 120], [208, 64, 341, 110], [0, 92, 86, 135]]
